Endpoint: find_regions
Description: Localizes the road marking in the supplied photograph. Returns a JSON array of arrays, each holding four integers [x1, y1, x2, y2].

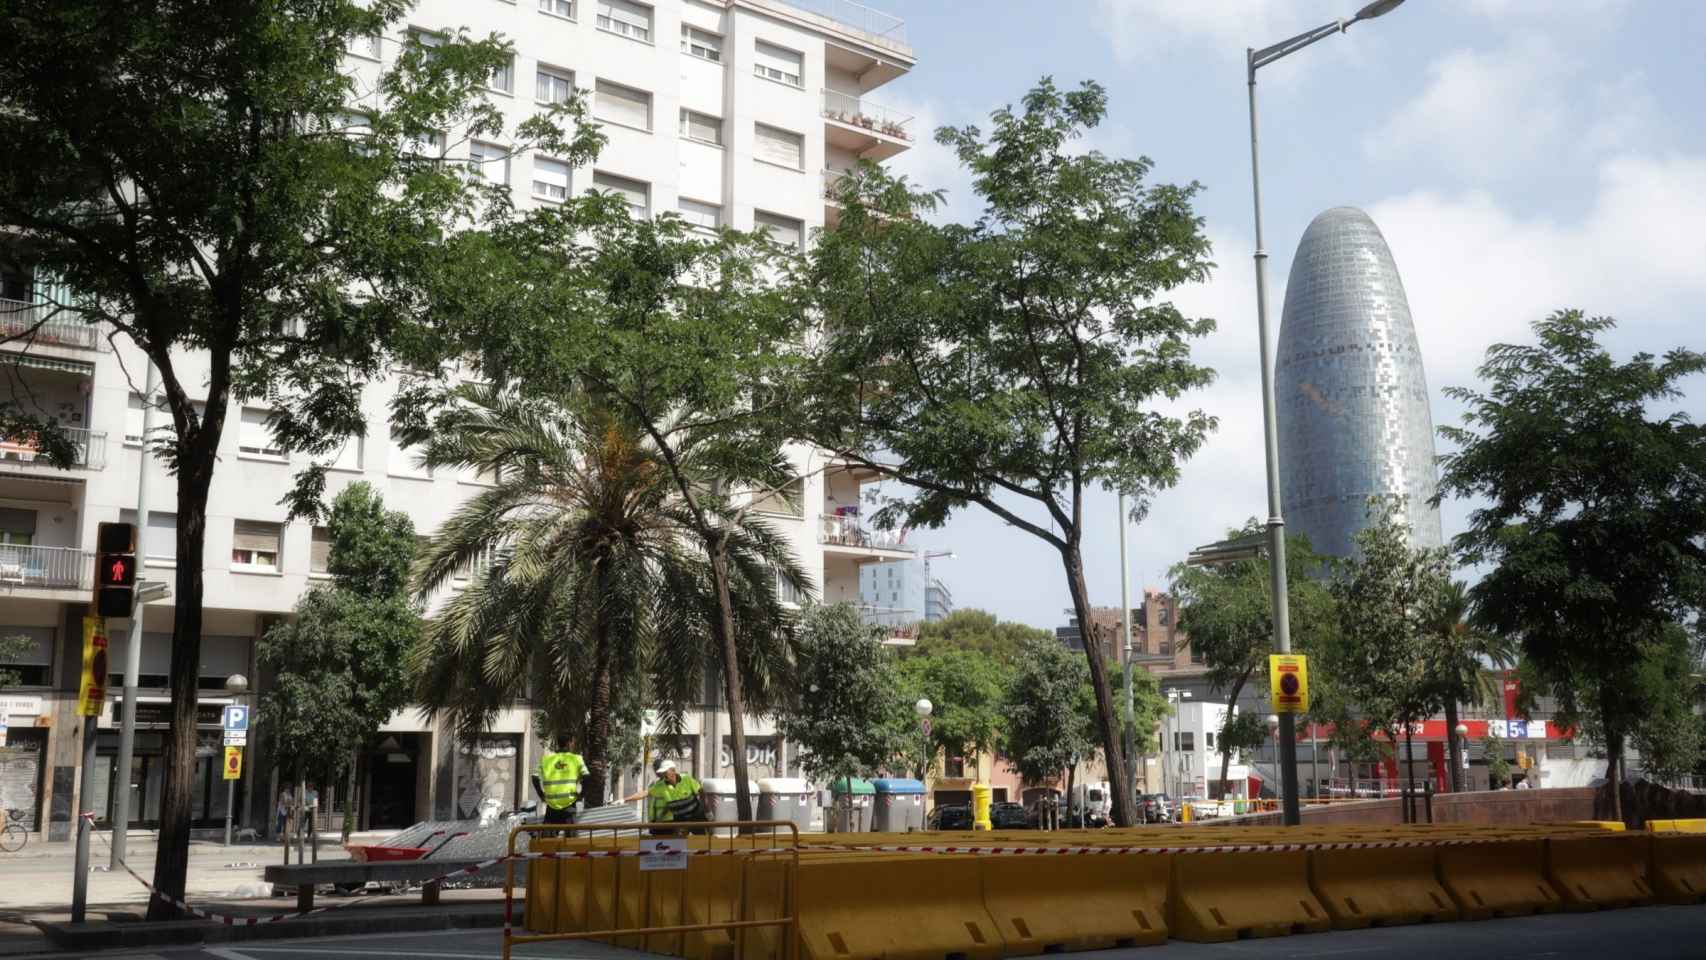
[[206, 948, 262, 960]]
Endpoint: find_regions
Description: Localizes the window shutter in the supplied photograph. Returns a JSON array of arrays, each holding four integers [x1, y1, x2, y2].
[[680, 110, 721, 144], [677, 198, 720, 230], [595, 80, 651, 129], [532, 158, 570, 200], [233, 521, 279, 554], [754, 211, 803, 249], [598, 0, 651, 38], [754, 124, 802, 169], [754, 41, 802, 84], [593, 172, 648, 215], [311, 527, 332, 573]]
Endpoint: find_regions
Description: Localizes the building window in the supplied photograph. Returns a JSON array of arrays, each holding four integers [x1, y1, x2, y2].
[[754, 123, 804, 170], [592, 171, 649, 218], [680, 26, 721, 62], [594, 79, 651, 131], [489, 57, 515, 94], [119, 509, 178, 563], [532, 157, 570, 202], [231, 520, 281, 572], [317, 432, 363, 472], [408, 129, 447, 158], [536, 67, 575, 105], [1173, 731, 1195, 752], [748, 477, 803, 517], [0, 626, 53, 687], [596, 0, 651, 43], [388, 424, 431, 479], [677, 198, 721, 232], [408, 28, 443, 61], [753, 41, 802, 88], [347, 33, 381, 59], [468, 140, 510, 186], [679, 109, 722, 146], [125, 393, 146, 444], [310, 525, 332, 575], [538, 0, 574, 18], [238, 407, 285, 460], [754, 210, 803, 250], [1205, 731, 1216, 749]]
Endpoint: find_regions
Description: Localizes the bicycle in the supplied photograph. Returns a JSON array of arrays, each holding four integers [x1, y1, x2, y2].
[[0, 809, 27, 854]]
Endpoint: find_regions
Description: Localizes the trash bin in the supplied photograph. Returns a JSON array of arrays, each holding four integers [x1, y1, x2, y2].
[[870, 778, 926, 832], [757, 777, 815, 833], [700, 777, 758, 824], [828, 777, 875, 833]]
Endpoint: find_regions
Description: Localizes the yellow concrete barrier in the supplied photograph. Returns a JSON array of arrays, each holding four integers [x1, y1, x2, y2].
[[523, 838, 561, 934], [1169, 848, 1330, 942], [744, 853, 1004, 960], [1649, 834, 1706, 905], [1436, 839, 1563, 920], [1546, 831, 1652, 912], [1308, 845, 1456, 929], [980, 853, 1169, 953], [1647, 819, 1706, 834]]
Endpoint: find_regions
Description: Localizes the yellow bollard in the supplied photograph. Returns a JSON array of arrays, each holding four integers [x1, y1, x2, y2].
[[973, 784, 993, 831], [1180, 801, 1193, 823]]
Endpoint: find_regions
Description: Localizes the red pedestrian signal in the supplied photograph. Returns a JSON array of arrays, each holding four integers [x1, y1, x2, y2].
[[94, 521, 136, 618]]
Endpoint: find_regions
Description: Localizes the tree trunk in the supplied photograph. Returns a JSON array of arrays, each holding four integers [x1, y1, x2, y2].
[[342, 747, 358, 844], [708, 538, 754, 824], [145, 464, 213, 920], [1218, 666, 1253, 803], [1061, 548, 1136, 827], [1065, 763, 1076, 827], [1444, 699, 1464, 793]]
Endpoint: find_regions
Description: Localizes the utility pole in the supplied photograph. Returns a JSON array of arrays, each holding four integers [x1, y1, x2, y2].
[[111, 359, 156, 868], [1118, 494, 1136, 811]]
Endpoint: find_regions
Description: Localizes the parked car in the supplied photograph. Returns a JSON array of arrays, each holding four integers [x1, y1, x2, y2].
[[989, 801, 1031, 830], [1139, 793, 1173, 824], [926, 804, 973, 831]]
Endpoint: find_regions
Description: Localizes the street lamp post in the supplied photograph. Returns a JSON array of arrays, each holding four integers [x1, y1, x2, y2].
[[1453, 722, 1469, 792], [1246, 0, 1407, 827], [1117, 494, 1136, 815], [223, 673, 248, 847]]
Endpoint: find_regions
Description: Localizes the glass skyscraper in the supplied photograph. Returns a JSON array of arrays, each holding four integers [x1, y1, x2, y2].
[[1275, 206, 1442, 559]]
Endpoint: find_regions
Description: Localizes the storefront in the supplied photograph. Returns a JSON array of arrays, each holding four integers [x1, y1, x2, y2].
[[0, 695, 48, 830], [90, 701, 241, 828]]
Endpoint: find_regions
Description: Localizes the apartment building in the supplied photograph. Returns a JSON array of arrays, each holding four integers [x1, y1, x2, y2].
[[0, 0, 915, 841], [857, 555, 954, 640]]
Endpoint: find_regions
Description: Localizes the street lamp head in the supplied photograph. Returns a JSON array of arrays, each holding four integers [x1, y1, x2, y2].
[[1266, 714, 1280, 727], [914, 698, 933, 718], [1349, 0, 1405, 25], [225, 673, 249, 695], [1454, 723, 1469, 737]]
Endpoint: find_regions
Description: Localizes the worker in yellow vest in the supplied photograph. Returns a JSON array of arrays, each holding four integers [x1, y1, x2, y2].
[[531, 736, 587, 825], [647, 759, 705, 834]]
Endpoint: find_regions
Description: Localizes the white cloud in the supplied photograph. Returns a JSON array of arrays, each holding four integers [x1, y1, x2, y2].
[[1454, 0, 1629, 18]]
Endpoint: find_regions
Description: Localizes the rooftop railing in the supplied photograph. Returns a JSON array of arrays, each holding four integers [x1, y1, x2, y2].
[[782, 0, 905, 44]]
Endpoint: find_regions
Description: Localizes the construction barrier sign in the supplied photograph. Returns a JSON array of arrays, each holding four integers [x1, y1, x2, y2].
[[224, 746, 242, 781], [1269, 653, 1309, 714], [77, 616, 109, 717]]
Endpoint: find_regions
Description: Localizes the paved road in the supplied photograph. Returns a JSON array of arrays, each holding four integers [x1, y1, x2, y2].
[[10, 905, 1703, 959]]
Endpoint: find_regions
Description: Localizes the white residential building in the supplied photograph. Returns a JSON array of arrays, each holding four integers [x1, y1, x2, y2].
[[0, 0, 914, 841]]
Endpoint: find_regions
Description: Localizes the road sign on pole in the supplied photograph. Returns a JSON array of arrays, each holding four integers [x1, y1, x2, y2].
[[222, 704, 249, 733], [224, 746, 242, 781], [1269, 653, 1310, 714]]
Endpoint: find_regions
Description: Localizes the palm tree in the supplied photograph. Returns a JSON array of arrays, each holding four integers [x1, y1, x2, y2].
[[1427, 580, 1518, 792], [406, 386, 810, 806]]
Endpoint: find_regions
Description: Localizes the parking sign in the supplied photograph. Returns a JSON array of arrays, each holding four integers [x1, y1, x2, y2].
[[223, 704, 249, 733]]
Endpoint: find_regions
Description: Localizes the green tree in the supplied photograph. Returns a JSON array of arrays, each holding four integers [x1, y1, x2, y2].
[[1169, 522, 1335, 800], [0, 1, 596, 912], [778, 604, 902, 792], [801, 79, 1216, 826], [1001, 637, 1095, 786], [894, 648, 1013, 776], [1483, 730, 1511, 790], [1421, 581, 1517, 791], [913, 609, 1051, 664], [257, 483, 420, 848], [401, 163, 808, 822], [407, 389, 807, 806], [1437, 310, 1706, 818], [1321, 498, 1452, 815]]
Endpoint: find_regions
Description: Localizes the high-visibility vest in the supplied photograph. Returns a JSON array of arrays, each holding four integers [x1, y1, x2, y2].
[[538, 751, 586, 810], [648, 775, 703, 822]]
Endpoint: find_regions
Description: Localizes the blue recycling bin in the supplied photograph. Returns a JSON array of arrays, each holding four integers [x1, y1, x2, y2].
[[870, 778, 926, 832]]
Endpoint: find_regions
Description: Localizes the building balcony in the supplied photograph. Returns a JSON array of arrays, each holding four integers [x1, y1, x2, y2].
[[819, 515, 914, 558], [822, 89, 913, 161], [0, 299, 105, 351], [784, 0, 905, 45], [0, 543, 94, 591], [0, 427, 107, 471]]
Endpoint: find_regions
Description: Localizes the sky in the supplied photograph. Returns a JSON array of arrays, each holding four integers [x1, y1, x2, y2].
[[858, 0, 1706, 630]]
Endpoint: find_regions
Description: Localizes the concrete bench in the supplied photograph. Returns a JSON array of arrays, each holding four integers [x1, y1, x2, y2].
[[263, 859, 502, 911]]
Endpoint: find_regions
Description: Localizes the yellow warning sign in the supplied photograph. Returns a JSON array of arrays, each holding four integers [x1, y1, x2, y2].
[[77, 616, 109, 717], [224, 746, 243, 781], [1269, 653, 1310, 714]]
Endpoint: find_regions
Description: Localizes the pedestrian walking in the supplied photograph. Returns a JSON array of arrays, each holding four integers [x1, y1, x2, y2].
[[532, 735, 587, 826], [275, 788, 290, 840]]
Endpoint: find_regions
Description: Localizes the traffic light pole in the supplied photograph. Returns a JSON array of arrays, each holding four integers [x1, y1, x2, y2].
[[110, 360, 155, 869], [71, 713, 97, 922]]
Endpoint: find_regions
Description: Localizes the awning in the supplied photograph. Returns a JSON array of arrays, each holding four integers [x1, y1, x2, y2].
[[0, 351, 95, 377]]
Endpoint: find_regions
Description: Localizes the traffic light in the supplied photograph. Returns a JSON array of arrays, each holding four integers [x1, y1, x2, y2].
[[95, 521, 136, 618]]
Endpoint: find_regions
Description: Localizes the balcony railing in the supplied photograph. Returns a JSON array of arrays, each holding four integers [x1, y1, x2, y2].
[[822, 89, 913, 142], [782, 0, 905, 43], [0, 427, 108, 470], [819, 515, 914, 552], [0, 543, 94, 590], [0, 299, 104, 351]]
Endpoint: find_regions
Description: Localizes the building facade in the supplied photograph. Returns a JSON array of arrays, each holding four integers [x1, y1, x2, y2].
[[858, 555, 953, 634], [0, 0, 915, 841], [1275, 206, 1442, 559]]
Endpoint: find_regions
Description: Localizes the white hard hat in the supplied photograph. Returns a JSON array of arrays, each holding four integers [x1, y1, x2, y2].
[[656, 759, 678, 773]]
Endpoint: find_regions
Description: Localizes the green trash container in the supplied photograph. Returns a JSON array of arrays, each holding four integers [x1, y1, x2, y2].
[[828, 777, 875, 832]]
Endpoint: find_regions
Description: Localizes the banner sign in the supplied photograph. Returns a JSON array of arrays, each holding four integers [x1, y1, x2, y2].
[[77, 616, 109, 717], [224, 746, 242, 781]]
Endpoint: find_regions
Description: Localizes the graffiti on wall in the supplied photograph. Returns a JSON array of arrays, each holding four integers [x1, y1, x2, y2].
[[454, 735, 518, 818]]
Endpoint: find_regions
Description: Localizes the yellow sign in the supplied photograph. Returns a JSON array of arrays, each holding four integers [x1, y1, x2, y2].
[[224, 746, 243, 781], [77, 616, 109, 717], [1269, 653, 1310, 714]]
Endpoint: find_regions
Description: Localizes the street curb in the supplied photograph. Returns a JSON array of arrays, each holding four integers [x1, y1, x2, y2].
[[35, 902, 516, 951]]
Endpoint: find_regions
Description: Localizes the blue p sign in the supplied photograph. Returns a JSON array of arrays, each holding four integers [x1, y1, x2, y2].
[[223, 705, 249, 732]]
